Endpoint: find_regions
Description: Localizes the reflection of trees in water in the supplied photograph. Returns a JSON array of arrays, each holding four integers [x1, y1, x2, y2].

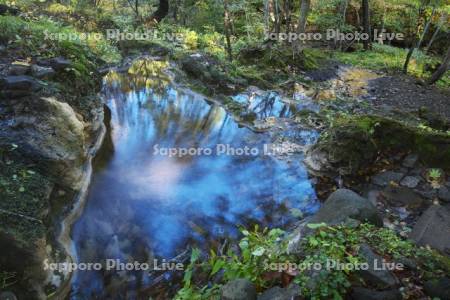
[[248, 92, 294, 119]]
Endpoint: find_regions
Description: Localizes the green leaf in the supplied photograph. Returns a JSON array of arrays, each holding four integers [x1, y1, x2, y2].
[[307, 223, 327, 229], [251, 247, 265, 256], [211, 260, 224, 275]]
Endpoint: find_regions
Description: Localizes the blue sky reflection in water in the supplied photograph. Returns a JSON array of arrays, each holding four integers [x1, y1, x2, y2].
[[70, 69, 319, 298]]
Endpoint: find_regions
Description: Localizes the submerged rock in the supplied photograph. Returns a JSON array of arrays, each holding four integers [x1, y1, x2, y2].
[[410, 205, 450, 253], [221, 279, 257, 300]]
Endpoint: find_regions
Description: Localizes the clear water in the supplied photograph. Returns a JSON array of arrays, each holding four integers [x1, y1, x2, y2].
[[70, 66, 319, 299]]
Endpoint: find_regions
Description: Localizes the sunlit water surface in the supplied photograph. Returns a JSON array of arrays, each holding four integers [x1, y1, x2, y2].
[[70, 66, 319, 299]]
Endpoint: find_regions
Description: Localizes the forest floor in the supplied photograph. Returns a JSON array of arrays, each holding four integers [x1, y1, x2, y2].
[[368, 74, 450, 121]]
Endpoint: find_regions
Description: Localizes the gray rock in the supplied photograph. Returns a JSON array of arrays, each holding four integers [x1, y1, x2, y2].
[[311, 189, 383, 226], [438, 186, 450, 203], [8, 61, 30, 75], [423, 277, 450, 300], [258, 284, 300, 300], [402, 154, 418, 168], [381, 186, 425, 209], [221, 279, 257, 300], [358, 244, 399, 289], [0, 291, 18, 300], [0, 75, 42, 97], [372, 171, 404, 187], [37, 56, 72, 71], [400, 176, 421, 188], [30, 64, 55, 79], [287, 189, 382, 254], [351, 287, 401, 300], [410, 205, 450, 252]]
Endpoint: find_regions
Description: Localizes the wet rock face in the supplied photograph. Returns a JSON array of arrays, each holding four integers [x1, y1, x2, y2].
[[1, 96, 87, 190], [410, 205, 450, 253], [304, 124, 377, 176], [221, 279, 257, 300]]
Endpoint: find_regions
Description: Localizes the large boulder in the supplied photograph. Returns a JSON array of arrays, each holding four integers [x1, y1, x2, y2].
[[221, 279, 257, 300], [287, 189, 382, 254], [409, 205, 450, 253], [309, 189, 383, 226], [0, 96, 87, 190]]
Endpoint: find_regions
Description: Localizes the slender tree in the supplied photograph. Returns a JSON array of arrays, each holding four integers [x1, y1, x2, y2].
[[426, 12, 447, 53], [297, 0, 311, 34], [362, 0, 371, 50], [223, 0, 233, 61]]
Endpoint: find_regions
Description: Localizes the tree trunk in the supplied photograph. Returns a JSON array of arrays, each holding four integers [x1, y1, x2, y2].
[[427, 46, 450, 85], [223, 0, 233, 61], [362, 0, 371, 50], [426, 13, 446, 54], [338, 0, 349, 50], [151, 0, 169, 23], [274, 0, 281, 34], [296, 0, 310, 34]]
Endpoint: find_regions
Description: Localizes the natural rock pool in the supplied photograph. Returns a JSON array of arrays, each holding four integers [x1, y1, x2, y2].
[[69, 60, 319, 298]]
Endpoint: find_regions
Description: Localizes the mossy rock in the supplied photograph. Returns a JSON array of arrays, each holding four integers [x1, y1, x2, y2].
[[355, 115, 450, 168], [306, 114, 450, 176]]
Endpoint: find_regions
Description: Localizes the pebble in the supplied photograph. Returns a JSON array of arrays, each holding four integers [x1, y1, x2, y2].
[[400, 176, 421, 188], [372, 171, 404, 187]]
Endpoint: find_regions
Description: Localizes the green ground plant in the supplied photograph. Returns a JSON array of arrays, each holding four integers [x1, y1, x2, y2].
[[175, 223, 450, 300]]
